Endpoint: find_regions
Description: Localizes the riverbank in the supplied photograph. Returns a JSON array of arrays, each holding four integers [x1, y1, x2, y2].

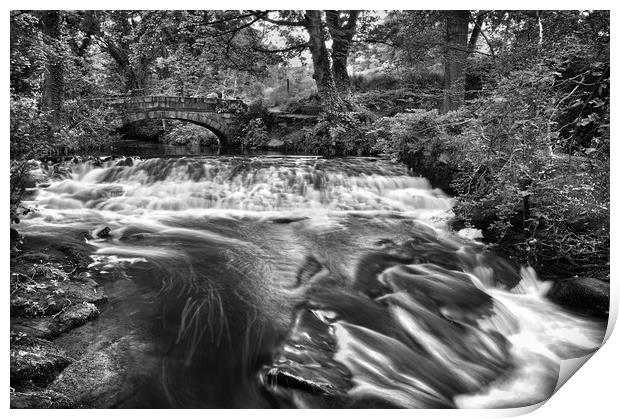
[[402, 150, 610, 320], [9, 228, 108, 407]]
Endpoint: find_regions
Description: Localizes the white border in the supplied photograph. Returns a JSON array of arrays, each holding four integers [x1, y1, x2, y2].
[[2, 2, 618, 417]]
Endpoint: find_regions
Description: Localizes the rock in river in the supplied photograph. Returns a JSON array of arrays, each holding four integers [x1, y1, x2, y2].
[[547, 277, 610, 318], [49, 335, 155, 408], [10, 389, 74, 408], [10, 336, 74, 389]]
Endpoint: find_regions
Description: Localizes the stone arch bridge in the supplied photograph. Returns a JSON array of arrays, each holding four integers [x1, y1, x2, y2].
[[98, 96, 248, 145]]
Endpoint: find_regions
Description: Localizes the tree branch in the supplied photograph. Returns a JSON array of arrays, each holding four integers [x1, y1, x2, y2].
[[259, 11, 306, 27]]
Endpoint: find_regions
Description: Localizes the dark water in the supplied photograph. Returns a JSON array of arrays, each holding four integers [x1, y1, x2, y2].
[[19, 153, 605, 408], [54, 139, 287, 159]]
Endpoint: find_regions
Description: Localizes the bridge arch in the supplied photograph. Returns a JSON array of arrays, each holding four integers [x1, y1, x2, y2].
[[124, 110, 232, 145]]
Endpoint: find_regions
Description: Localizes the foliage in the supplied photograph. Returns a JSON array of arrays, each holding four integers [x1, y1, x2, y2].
[[10, 160, 37, 225], [369, 109, 464, 160], [10, 96, 53, 159], [56, 100, 121, 152], [352, 65, 443, 93], [296, 110, 376, 156], [241, 118, 269, 148], [161, 122, 219, 146]]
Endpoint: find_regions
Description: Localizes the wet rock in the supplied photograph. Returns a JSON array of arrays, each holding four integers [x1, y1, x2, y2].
[[547, 277, 610, 318], [10, 337, 74, 388], [95, 226, 112, 238], [10, 389, 74, 408], [57, 302, 100, 330], [261, 310, 352, 398], [116, 157, 133, 167], [12, 302, 102, 339], [11, 276, 107, 318], [49, 335, 152, 408], [58, 245, 93, 269], [79, 231, 92, 241], [11, 317, 58, 340], [271, 216, 309, 224]]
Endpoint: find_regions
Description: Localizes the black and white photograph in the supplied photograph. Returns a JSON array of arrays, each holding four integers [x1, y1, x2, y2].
[[7, 4, 613, 410]]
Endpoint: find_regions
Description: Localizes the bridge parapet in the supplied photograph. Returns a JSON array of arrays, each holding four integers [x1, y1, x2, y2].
[[90, 95, 248, 114]]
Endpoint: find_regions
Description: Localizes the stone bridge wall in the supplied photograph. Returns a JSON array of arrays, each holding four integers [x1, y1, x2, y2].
[[101, 96, 248, 144]]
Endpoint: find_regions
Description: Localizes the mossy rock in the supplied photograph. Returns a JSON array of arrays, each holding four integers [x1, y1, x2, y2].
[[10, 389, 74, 408], [11, 302, 101, 340], [10, 337, 74, 389]]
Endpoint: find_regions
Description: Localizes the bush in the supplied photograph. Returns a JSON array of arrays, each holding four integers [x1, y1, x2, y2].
[[367, 61, 609, 271], [56, 100, 121, 152], [295, 110, 376, 156], [10, 96, 52, 159], [369, 109, 465, 161], [240, 118, 269, 148], [10, 160, 37, 224], [449, 65, 608, 269], [161, 122, 219, 146]]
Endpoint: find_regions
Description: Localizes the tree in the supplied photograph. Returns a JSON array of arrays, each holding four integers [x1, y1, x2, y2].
[[302, 11, 346, 110], [325, 11, 360, 96], [39, 11, 64, 130], [256, 10, 360, 111], [440, 11, 469, 114]]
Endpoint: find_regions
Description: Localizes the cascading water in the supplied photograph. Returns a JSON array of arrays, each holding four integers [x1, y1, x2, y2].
[[18, 155, 606, 408]]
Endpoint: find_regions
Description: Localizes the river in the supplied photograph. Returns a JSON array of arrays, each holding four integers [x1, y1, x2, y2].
[[18, 147, 606, 408]]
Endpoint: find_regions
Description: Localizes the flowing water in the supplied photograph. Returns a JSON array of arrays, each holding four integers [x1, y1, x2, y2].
[[18, 153, 606, 408]]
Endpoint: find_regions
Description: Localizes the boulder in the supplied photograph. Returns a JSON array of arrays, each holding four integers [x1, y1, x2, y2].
[[49, 335, 154, 408], [56, 302, 100, 330], [11, 302, 102, 339], [10, 389, 74, 408], [547, 277, 610, 318], [11, 317, 58, 340], [11, 276, 106, 318], [10, 337, 74, 388], [115, 157, 134, 167], [95, 226, 112, 238]]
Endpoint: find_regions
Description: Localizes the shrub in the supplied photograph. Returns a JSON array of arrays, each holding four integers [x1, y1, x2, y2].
[[10, 95, 52, 159], [295, 110, 376, 156], [240, 118, 269, 148], [370, 109, 466, 160], [10, 160, 37, 224], [448, 65, 609, 268], [161, 122, 219, 146], [56, 100, 121, 152]]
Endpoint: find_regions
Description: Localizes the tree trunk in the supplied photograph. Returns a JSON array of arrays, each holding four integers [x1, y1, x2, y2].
[[440, 10, 469, 114], [40, 11, 64, 131], [467, 13, 485, 54], [105, 41, 144, 95], [303, 11, 348, 113], [325, 11, 359, 97]]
